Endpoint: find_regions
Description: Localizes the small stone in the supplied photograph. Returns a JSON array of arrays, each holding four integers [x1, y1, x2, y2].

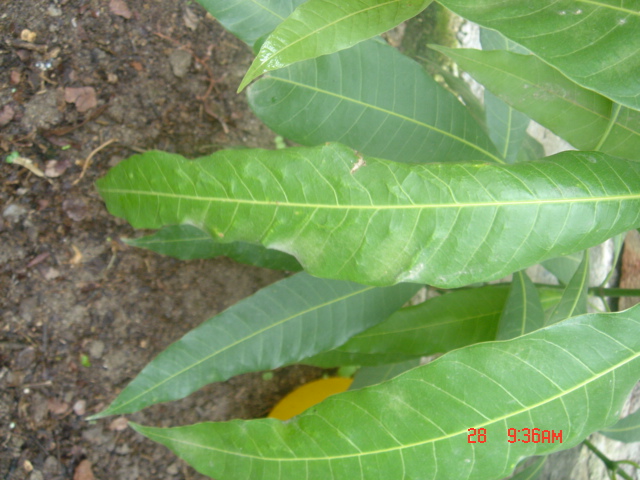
[[3, 204, 28, 223], [73, 399, 87, 416], [115, 443, 131, 455], [62, 197, 88, 221], [42, 267, 60, 281], [21, 29, 37, 42], [88, 340, 105, 359], [23, 89, 63, 130], [47, 4, 62, 16], [29, 470, 44, 480], [168, 49, 192, 78], [43, 456, 61, 476], [15, 347, 36, 370], [167, 462, 180, 475]]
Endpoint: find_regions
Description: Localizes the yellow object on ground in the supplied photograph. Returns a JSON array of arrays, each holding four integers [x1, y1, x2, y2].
[[268, 377, 354, 421]]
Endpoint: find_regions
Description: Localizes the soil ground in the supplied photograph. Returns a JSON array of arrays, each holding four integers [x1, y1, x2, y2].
[[2, 2, 640, 480], [1, 2, 324, 479]]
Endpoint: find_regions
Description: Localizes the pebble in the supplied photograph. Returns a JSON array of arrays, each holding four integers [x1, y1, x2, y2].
[[15, 347, 36, 370], [88, 340, 105, 359], [168, 49, 192, 78], [28, 470, 44, 480], [47, 4, 62, 16], [167, 462, 180, 475], [2, 204, 28, 223], [43, 456, 61, 476]]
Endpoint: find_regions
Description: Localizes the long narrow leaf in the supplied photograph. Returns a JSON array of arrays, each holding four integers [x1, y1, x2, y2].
[[546, 251, 589, 326], [496, 271, 544, 340], [91, 273, 418, 418], [349, 358, 422, 390], [436, 0, 640, 111], [541, 253, 583, 285], [97, 144, 640, 288], [195, 0, 304, 47], [239, 0, 432, 90], [125, 224, 302, 270], [600, 409, 640, 443], [132, 305, 640, 480], [508, 456, 547, 480], [431, 47, 640, 161], [248, 40, 503, 164], [305, 285, 563, 367], [479, 28, 534, 163]]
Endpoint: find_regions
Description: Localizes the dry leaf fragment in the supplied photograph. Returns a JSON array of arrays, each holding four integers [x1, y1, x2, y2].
[[69, 244, 83, 265], [109, 416, 129, 431], [183, 7, 199, 30], [109, 0, 132, 19], [47, 398, 70, 415], [44, 159, 71, 178], [64, 87, 97, 113], [73, 460, 95, 480], [0, 105, 15, 126]]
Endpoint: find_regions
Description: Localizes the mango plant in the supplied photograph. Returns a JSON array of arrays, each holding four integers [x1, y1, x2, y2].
[[92, 1, 640, 479]]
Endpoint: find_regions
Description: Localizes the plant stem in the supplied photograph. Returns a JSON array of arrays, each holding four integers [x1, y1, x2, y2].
[[432, 285, 640, 297], [582, 438, 635, 480], [587, 287, 640, 297]]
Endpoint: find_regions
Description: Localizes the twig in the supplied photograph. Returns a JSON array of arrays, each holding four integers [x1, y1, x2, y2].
[[72, 138, 118, 185], [583, 438, 635, 480]]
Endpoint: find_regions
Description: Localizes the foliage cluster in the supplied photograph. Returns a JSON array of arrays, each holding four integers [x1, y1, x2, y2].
[[93, 1, 640, 479]]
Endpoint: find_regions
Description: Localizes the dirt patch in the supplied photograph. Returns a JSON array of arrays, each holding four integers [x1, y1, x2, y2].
[[1, 2, 323, 479]]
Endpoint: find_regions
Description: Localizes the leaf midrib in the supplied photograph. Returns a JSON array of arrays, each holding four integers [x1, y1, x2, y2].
[[99, 188, 640, 210], [138, 335, 640, 462], [105, 283, 376, 415], [262, 76, 505, 164], [254, 0, 401, 68]]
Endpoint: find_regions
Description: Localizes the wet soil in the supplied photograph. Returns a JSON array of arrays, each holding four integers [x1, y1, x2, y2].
[[1, 1, 324, 479]]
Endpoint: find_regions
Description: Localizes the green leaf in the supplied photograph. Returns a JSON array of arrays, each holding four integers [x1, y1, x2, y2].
[[600, 409, 640, 443], [131, 305, 640, 479], [479, 27, 529, 55], [479, 28, 534, 163], [508, 456, 546, 480], [496, 271, 544, 340], [248, 40, 503, 164], [547, 251, 589, 326], [430, 47, 640, 161], [541, 253, 583, 285], [91, 273, 418, 418], [304, 350, 420, 367], [239, 0, 433, 91], [436, 0, 640, 111], [97, 144, 640, 288], [305, 285, 562, 367], [484, 90, 532, 163], [125, 224, 302, 271], [350, 358, 422, 389], [195, 0, 304, 47]]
